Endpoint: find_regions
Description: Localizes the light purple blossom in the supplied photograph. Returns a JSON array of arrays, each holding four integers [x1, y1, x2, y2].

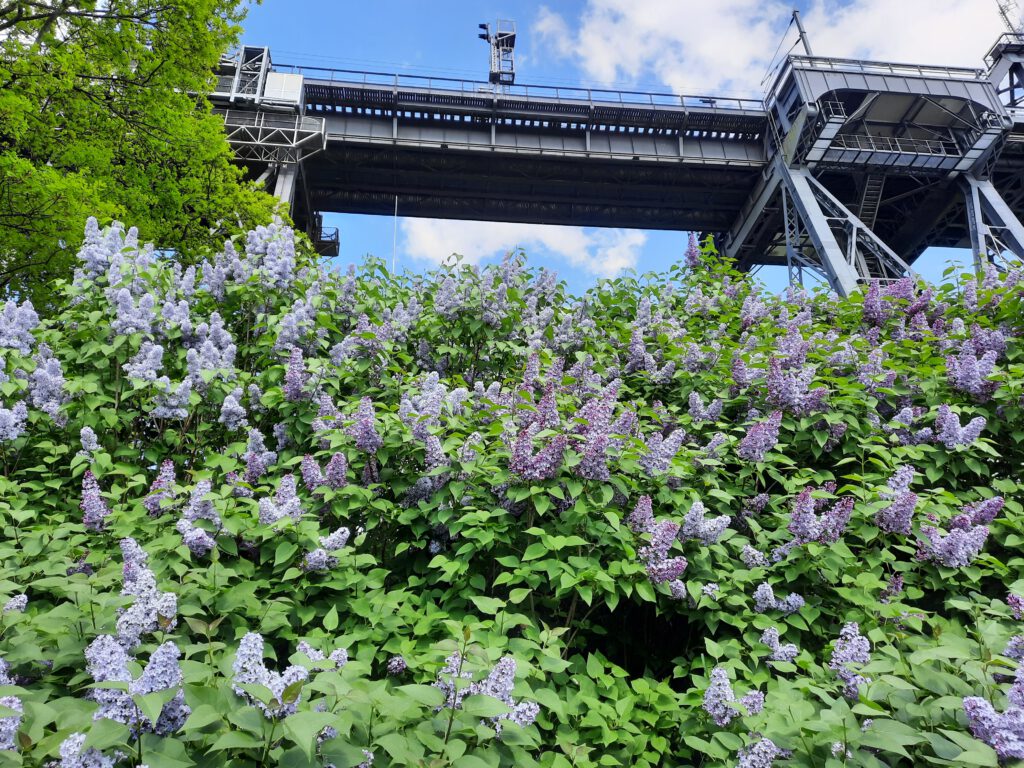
[[703, 666, 740, 726], [219, 388, 247, 431], [151, 377, 191, 420], [509, 423, 567, 481], [0, 694, 22, 751], [962, 696, 1024, 760], [947, 348, 998, 401], [876, 466, 918, 535], [737, 411, 783, 462], [386, 655, 407, 676], [232, 632, 310, 719], [1009, 594, 1024, 621], [29, 344, 67, 421], [829, 622, 871, 699], [765, 359, 827, 415], [143, 460, 176, 516], [348, 397, 383, 453], [258, 474, 303, 525], [283, 347, 308, 401], [2, 595, 26, 614], [0, 300, 38, 355], [919, 523, 989, 567], [754, 583, 805, 615], [125, 341, 163, 381], [688, 391, 723, 423], [761, 627, 799, 662], [0, 401, 27, 442], [679, 500, 730, 545], [244, 428, 277, 483], [736, 738, 784, 768], [79, 426, 99, 453], [934, 405, 986, 450], [639, 429, 686, 476], [57, 732, 118, 768], [741, 545, 768, 568], [81, 470, 111, 531]]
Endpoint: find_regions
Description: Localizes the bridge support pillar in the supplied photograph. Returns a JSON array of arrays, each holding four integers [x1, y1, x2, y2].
[[962, 174, 1024, 270], [272, 162, 298, 210], [773, 160, 912, 296]]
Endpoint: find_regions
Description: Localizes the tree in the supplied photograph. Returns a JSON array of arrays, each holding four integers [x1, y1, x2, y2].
[[0, 0, 279, 306]]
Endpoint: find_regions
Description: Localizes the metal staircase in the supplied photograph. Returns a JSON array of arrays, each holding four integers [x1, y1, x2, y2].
[[858, 175, 885, 230]]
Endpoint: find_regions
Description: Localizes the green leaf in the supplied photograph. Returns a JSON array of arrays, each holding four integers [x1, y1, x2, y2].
[[283, 711, 338, 762]]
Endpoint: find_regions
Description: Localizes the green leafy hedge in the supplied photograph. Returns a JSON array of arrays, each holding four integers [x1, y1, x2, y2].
[[0, 220, 1022, 768]]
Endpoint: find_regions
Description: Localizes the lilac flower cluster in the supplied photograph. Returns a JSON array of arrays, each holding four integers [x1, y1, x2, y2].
[[962, 696, 1024, 760], [688, 391, 723, 423], [386, 655, 407, 676], [218, 387, 247, 431], [3, 595, 26, 614], [783, 487, 854, 550], [876, 466, 918, 535], [702, 666, 763, 726], [679, 500, 730, 545], [0, 299, 39, 355], [0, 694, 22, 751], [143, 460, 176, 516], [56, 732, 119, 768], [151, 377, 191, 420], [81, 470, 111, 531], [753, 583, 805, 615], [765, 359, 827, 415], [116, 538, 178, 648], [737, 411, 783, 462], [639, 428, 686, 476], [29, 344, 68, 422], [509, 423, 567, 481], [258, 474, 303, 525], [232, 632, 310, 718], [572, 381, 623, 481], [434, 654, 540, 734], [124, 341, 164, 381], [0, 401, 27, 443], [244, 428, 277, 483], [348, 397, 383, 453], [174, 480, 222, 556], [628, 496, 688, 596], [947, 347, 998, 401], [918, 521, 990, 568], [934, 405, 986, 450], [302, 527, 351, 572], [283, 347, 308, 401], [1009, 593, 1024, 621], [761, 627, 799, 662], [829, 622, 871, 699], [736, 738, 784, 768]]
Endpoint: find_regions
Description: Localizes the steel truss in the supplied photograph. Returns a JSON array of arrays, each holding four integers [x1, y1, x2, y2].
[[962, 173, 1024, 268], [776, 160, 912, 294], [214, 109, 326, 164]]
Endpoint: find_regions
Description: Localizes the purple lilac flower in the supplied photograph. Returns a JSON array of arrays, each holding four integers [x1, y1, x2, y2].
[[639, 428, 686, 476], [754, 583, 804, 615], [81, 470, 111, 531], [741, 545, 769, 568], [296, 641, 348, 668], [761, 627, 799, 662], [176, 519, 216, 557], [232, 632, 310, 719], [85, 635, 135, 725], [258, 474, 303, 525], [143, 460, 175, 516], [509, 424, 567, 481], [679, 500, 730, 545], [963, 496, 1005, 525], [0, 694, 22, 751], [301, 455, 326, 493], [684, 232, 701, 268], [1005, 637, 1024, 661], [934, 405, 986, 450], [301, 549, 338, 572], [880, 573, 904, 603], [737, 411, 782, 462], [0, 300, 38, 355], [219, 388, 247, 431], [628, 496, 654, 534], [30, 344, 67, 421], [115, 540, 177, 649], [0, 402, 27, 442], [311, 392, 340, 439], [947, 348, 998, 401], [741, 295, 769, 330], [876, 466, 918, 535], [736, 738, 784, 768], [79, 426, 99, 454], [128, 642, 190, 735], [57, 732, 118, 768], [124, 342, 163, 381], [740, 690, 765, 715], [919, 523, 989, 567], [2, 595, 26, 614], [348, 397, 383, 453], [962, 696, 1024, 760], [829, 622, 871, 700], [703, 666, 739, 726], [108, 288, 155, 337], [688, 391, 723, 423], [386, 655, 407, 676], [765, 359, 827, 415], [283, 347, 308, 401], [325, 453, 348, 488], [862, 280, 889, 326], [244, 428, 277, 483], [1009, 594, 1024, 620], [320, 527, 351, 551], [152, 377, 192, 420], [435, 652, 474, 710]]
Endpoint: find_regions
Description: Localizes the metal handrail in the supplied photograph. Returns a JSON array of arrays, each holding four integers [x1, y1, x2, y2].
[[831, 132, 958, 156], [787, 54, 985, 80], [277, 62, 765, 112]]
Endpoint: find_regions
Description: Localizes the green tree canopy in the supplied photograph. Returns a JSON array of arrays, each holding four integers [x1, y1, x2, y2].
[[0, 0, 278, 306]]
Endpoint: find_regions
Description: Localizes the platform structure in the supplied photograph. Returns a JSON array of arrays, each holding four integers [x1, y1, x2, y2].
[[209, 41, 1024, 293]]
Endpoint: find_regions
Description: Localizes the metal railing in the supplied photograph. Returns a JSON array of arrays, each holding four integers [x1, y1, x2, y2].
[[830, 133, 958, 156], [787, 54, 985, 80], [278, 62, 765, 112]]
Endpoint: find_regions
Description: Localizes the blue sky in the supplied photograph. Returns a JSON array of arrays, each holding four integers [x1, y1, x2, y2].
[[240, 0, 1005, 295]]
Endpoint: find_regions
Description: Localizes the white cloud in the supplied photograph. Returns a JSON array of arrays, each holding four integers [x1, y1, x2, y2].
[[533, 0, 1006, 97], [400, 218, 646, 278]]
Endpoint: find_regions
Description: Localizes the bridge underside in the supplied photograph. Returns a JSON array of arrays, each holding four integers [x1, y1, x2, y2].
[[291, 144, 761, 235]]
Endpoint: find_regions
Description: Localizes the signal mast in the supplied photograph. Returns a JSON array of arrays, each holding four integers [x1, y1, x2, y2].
[[478, 20, 517, 89]]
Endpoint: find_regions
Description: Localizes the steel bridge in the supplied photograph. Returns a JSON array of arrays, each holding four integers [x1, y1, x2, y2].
[[209, 37, 1024, 294]]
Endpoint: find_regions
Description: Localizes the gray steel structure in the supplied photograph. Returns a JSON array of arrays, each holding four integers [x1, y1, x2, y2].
[[210, 41, 1024, 293]]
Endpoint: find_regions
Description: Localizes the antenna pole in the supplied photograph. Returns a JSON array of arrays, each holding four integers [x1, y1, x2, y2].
[[793, 10, 814, 56]]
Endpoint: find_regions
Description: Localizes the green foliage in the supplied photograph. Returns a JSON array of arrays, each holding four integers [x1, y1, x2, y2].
[[0, 220, 1022, 767], [0, 1, 278, 307]]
